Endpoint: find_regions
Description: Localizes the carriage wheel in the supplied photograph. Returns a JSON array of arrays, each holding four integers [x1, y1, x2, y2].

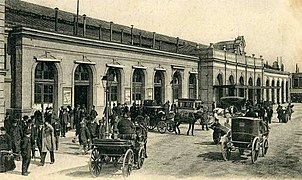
[[157, 121, 167, 134], [89, 149, 103, 177], [146, 116, 156, 130], [251, 138, 260, 163], [122, 149, 134, 177], [262, 138, 268, 157], [137, 147, 145, 169], [166, 122, 174, 132], [221, 138, 231, 161]]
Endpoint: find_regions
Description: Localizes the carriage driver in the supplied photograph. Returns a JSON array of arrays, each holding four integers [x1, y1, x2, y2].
[[117, 114, 135, 140]]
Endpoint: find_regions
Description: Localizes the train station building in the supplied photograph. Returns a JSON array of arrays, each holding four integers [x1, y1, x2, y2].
[[0, 0, 291, 123]]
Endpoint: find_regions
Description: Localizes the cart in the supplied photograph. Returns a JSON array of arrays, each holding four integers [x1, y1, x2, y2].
[[89, 138, 146, 177], [220, 117, 269, 163]]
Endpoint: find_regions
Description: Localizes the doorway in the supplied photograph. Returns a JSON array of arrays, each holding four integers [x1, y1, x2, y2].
[[74, 85, 89, 109]]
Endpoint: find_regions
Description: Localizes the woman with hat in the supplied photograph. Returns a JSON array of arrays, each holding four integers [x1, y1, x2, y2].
[[0, 126, 16, 173]]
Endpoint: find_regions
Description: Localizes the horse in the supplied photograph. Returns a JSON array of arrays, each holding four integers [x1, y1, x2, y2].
[[173, 111, 199, 135]]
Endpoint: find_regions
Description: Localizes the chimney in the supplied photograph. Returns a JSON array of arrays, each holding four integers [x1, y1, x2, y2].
[[176, 37, 179, 53], [73, 15, 77, 35], [209, 43, 214, 48], [54, 8, 59, 32], [296, 64, 299, 73], [130, 25, 134, 45], [139, 32, 142, 46], [98, 25, 102, 40], [110, 22, 113, 42], [83, 14, 87, 37], [120, 29, 124, 43], [152, 32, 156, 49]]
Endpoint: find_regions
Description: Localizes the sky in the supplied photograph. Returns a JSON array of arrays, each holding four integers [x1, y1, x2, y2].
[[23, 0, 302, 73]]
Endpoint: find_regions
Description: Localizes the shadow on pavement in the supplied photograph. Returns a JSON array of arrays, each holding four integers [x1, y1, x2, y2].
[[194, 141, 215, 146]]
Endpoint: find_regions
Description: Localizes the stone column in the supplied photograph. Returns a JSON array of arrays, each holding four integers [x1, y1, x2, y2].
[[0, 0, 5, 125]]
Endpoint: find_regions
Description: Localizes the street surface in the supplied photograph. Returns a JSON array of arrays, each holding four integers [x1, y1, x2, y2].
[[2, 103, 302, 180]]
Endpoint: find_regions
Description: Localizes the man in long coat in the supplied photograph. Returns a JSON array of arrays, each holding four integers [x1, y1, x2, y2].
[[59, 107, 70, 137], [0, 127, 16, 173], [37, 121, 56, 166], [9, 119, 23, 161], [21, 128, 32, 176]]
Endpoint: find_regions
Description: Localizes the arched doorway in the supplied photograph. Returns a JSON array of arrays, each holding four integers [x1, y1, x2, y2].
[[74, 64, 93, 110], [256, 77, 261, 103], [106, 67, 121, 106], [266, 79, 270, 101], [277, 81, 280, 104], [239, 76, 245, 97], [271, 80, 275, 104], [172, 71, 182, 103], [216, 74, 223, 103], [228, 75, 235, 96], [154, 71, 165, 105], [34, 62, 58, 111], [281, 81, 285, 103], [189, 73, 197, 99], [132, 69, 145, 105], [248, 77, 253, 102]]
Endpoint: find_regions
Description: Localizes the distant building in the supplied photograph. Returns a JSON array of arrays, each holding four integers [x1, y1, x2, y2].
[[291, 65, 302, 103], [0, 0, 292, 124]]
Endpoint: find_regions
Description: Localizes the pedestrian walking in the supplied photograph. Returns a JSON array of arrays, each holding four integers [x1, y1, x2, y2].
[[21, 128, 31, 176], [59, 107, 69, 137], [38, 121, 56, 166], [89, 105, 98, 121], [53, 118, 61, 150], [9, 119, 23, 161], [0, 127, 16, 173], [78, 121, 91, 155]]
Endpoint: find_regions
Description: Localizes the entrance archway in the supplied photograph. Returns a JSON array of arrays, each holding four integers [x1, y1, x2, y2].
[[74, 64, 93, 110], [154, 71, 165, 105]]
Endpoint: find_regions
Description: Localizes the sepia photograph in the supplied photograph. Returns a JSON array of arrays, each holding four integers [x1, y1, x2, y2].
[[0, 0, 302, 179]]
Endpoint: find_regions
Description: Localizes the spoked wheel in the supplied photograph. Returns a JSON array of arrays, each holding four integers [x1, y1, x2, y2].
[[262, 138, 268, 157], [137, 147, 145, 169], [157, 121, 167, 134], [251, 138, 260, 163], [166, 122, 175, 132], [146, 116, 156, 130], [221, 138, 231, 161], [89, 149, 103, 177], [122, 149, 134, 177]]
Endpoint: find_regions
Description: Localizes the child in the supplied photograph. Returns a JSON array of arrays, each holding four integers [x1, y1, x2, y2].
[[78, 121, 90, 155]]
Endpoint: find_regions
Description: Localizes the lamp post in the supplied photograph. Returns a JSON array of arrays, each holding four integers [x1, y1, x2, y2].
[[101, 74, 114, 139]]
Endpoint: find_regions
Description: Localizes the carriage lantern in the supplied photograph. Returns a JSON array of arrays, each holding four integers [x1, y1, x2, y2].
[[102, 73, 115, 139]]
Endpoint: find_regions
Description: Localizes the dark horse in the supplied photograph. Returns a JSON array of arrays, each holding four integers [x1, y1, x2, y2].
[[173, 111, 199, 136]]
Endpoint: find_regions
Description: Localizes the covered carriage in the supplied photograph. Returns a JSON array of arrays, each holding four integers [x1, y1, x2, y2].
[[221, 117, 269, 163]]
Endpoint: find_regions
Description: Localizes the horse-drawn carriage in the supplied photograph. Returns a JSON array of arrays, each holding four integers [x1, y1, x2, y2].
[[220, 117, 269, 163], [89, 121, 147, 177], [142, 100, 174, 133]]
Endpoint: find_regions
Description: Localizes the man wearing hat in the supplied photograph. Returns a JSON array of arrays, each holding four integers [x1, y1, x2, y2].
[[21, 127, 32, 176], [0, 127, 15, 173], [59, 107, 70, 138], [9, 119, 23, 161]]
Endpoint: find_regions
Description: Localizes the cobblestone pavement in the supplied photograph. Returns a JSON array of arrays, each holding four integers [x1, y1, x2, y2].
[[2, 103, 302, 180]]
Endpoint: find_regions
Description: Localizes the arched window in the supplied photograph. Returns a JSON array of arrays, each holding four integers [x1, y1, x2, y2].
[[217, 74, 223, 85], [189, 74, 197, 99], [228, 75, 235, 96], [266, 79, 270, 101], [216, 74, 223, 103], [281, 81, 285, 103], [172, 71, 182, 101], [239, 76, 244, 97], [248, 77, 253, 101], [277, 81, 280, 104], [132, 69, 145, 104], [34, 62, 56, 105], [107, 68, 121, 103], [271, 80, 275, 103], [75, 65, 89, 81], [256, 77, 261, 103]]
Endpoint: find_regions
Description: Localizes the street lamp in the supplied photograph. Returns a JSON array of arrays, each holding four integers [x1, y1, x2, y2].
[[101, 74, 114, 139]]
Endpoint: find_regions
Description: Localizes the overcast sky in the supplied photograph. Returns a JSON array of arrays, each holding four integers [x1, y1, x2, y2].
[[23, 0, 302, 72]]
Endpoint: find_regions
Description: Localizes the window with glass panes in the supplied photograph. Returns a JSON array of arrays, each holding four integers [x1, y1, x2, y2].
[[132, 69, 144, 101], [189, 74, 196, 99], [172, 72, 181, 100], [34, 62, 55, 103], [75, 65, 89, 81]]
